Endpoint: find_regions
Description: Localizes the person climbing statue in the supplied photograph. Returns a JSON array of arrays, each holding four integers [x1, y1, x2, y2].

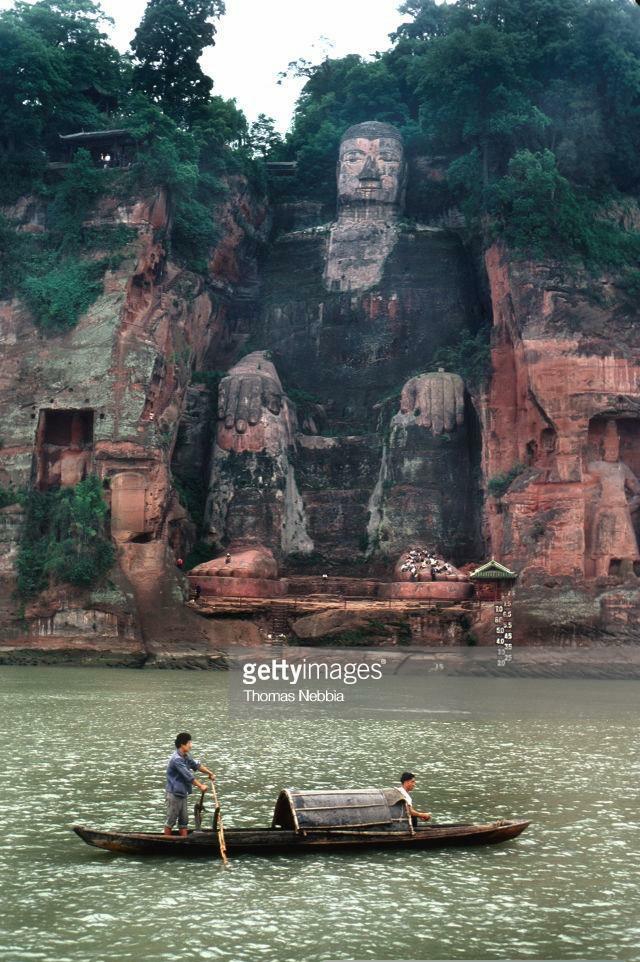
[[164, 732, 215, 837]]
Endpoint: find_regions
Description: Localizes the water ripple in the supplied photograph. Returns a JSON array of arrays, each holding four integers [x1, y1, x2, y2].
[[0, 668, 638, 962]]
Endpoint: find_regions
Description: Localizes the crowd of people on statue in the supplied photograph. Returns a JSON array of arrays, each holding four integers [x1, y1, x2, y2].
[[400, 548, 455, 582]]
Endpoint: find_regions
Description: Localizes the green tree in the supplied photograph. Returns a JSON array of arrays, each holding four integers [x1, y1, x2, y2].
[[0, 0, 125, 197], [47, 148, 106, 248], [490, 149, 640, 266], [248, 114, 283, 159], [490, 149, 589, 256], [44, 475, 114, 587], [0, 16, 65, 154], [0, 15, 66, 192], [20, 255, 106, 332], [190, 95, 249, 151], [131, 0, 225, 123], [410, 22, 548, 194], [12, 0, 123, 139], [16, 477, 115, 597]]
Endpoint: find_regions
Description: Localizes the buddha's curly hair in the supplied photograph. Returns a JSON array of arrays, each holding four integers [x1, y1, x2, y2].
[[341, 121, 403, 143]]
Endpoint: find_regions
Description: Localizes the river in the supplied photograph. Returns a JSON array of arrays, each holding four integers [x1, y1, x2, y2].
[[1, 667, 638, 962]]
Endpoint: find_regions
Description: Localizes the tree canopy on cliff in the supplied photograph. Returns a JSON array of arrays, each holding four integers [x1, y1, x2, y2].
[[0, 0, 247, 194], [0, 0, 260, 318], [130, 0, 225, 123], [283, 0, 640, 264], [0, 0, 124, 190], [2, 0, 640, 269]]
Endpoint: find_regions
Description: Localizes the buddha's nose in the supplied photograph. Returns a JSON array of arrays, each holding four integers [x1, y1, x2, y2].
[[358, 155, 382, 182]]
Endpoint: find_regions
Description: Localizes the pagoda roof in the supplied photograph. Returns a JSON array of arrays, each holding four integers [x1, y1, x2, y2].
[[469, 559, 518, 580]]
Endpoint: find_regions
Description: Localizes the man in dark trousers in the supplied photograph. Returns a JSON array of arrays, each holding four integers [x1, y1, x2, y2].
[[164, 732, 215, 836]]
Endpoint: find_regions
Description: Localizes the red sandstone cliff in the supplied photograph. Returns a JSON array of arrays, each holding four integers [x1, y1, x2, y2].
[[0, 179, 267, 664], [2, 181, 640, 659], [482, 243, 640, 642]]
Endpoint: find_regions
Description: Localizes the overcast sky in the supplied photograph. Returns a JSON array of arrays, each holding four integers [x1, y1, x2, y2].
[[1, 0, 409, 133]]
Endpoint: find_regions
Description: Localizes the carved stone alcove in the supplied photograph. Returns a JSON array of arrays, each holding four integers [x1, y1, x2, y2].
[[110, 472, 148, 543], [35, 409, 94, 489], [583, 417, 640, 578]]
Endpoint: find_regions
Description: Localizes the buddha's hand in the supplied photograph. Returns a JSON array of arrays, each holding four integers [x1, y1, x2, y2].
[[218, 352, 283, 435], [400, 371, 465, 436]]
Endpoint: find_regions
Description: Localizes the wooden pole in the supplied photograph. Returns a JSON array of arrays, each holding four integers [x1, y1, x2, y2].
[[210, 777, 229, 866]]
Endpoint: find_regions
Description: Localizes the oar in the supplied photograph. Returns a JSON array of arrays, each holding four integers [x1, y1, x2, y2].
[[193, 788, 206, 831], [210, 776, 229, 866]]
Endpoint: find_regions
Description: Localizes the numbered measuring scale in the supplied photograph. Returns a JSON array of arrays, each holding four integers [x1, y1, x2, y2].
[[495, 590, 514, 664]]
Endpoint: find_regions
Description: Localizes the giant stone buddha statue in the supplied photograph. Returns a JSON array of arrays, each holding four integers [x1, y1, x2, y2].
[[204, 122, 483, 566], [325, 121, 408, 291]]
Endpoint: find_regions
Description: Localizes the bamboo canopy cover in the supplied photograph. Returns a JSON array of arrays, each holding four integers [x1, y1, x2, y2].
[[272, 788, 411, 833]]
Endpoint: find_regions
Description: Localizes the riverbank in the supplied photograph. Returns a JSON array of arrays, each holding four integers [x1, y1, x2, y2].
[[2, 635, 640, 677]]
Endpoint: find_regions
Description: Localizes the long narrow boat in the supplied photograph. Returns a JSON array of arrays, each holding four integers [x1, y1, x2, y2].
[[73, 787, 530, 858]]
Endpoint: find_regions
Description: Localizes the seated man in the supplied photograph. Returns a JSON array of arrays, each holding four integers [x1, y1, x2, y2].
[[164, 732, 215, 837], [398, 771, 431, 827]]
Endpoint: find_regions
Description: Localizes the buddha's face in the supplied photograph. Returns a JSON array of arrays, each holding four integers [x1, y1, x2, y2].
[[337, 124, 406, 212]]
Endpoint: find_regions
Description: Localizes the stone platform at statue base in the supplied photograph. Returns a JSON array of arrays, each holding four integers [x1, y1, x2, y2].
[[378, 581, 473, 601], [188, 574, 472, 603], [191, 575, 290, 599]]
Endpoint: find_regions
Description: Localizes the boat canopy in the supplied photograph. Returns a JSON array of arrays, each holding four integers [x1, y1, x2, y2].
[[272, 788, 412, 833]]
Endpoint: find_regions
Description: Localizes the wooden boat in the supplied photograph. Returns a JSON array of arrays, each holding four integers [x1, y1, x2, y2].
[[73, 787, 530, 858]]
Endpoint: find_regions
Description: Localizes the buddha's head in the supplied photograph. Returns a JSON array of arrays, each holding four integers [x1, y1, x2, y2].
[[337, 121, 407, 216], [603, 419, 621, 463]]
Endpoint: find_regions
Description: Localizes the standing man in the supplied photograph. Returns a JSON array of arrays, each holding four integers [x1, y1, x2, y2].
[[398, 771, 431, 827], [164, 732, 215, 837]]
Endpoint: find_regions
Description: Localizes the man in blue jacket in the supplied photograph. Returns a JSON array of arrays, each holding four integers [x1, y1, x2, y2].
[[164, 732, 215, 836]]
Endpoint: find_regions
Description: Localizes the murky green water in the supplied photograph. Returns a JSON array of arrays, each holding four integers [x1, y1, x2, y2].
[[1, 667, 639, 962]]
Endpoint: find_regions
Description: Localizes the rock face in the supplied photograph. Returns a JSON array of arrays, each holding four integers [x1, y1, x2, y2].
[[0, 177, 269, 660], [3, 121, 640, 655], [485, 243, 640, 577], [483, 243, 640, 641]]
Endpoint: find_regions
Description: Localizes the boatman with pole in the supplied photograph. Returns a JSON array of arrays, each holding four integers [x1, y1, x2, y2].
[[398, 771, 432, 827], [164, 732, 215, 836]]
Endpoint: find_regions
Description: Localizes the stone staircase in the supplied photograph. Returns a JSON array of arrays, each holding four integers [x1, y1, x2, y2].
[[270, 602, 298, 636]]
